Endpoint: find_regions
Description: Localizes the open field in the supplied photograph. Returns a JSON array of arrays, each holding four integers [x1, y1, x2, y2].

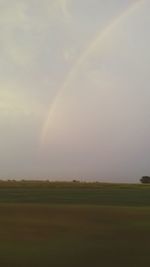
[[0, 180, 150, 206], [0, 181, 150, 266]]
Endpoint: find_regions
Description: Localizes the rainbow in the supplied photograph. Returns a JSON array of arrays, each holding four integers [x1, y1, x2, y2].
[[41, 0, 145, 145]]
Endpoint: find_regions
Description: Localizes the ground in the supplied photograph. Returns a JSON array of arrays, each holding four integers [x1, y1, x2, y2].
[[0, 181, 149, 266]]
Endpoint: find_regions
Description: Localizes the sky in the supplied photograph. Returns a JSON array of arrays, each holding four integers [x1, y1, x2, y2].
[[0, 0, 150, 182]]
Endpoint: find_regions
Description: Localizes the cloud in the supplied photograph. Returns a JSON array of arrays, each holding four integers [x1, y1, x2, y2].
[[0, 2, 34, 66], [59, 0, 71, 21], [0, 1, 27, 26], [0, 88, 30, 117], [47, 0, 71, 22], [0, 81, 45, 120], [64, 47, 75, 62], [0, 0, 72, 67]]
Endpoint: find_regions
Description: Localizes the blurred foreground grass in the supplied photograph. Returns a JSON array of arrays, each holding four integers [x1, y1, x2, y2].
[[0, 182, 149, 266]]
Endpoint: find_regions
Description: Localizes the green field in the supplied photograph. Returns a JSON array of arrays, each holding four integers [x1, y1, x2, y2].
[[0, 181, 150, 266]]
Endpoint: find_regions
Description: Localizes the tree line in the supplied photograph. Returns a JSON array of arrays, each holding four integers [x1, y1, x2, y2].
[[140, 176, 150, 184]]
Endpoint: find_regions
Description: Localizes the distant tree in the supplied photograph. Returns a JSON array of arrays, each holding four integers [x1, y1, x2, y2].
[[140, 176, 150, 184], [72, 180, 80, 183]]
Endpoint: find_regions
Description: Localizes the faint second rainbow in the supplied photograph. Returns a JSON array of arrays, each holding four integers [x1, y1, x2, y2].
[[41, 0, 145, 145]]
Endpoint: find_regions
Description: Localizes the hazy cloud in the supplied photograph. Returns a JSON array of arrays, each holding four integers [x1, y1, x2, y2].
[[0, 0, 150, 182]]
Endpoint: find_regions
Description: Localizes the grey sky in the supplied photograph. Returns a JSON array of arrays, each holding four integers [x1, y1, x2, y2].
[[0, 0, 150, 182]]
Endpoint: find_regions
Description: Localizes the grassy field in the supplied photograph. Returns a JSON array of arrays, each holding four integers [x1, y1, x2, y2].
[[0, 180, 150, 206], [0, 181, 149, 266]]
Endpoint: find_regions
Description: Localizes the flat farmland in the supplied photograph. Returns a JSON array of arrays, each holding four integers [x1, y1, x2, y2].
[[0, 182, 149, 266], [0, 181, 150, 206]]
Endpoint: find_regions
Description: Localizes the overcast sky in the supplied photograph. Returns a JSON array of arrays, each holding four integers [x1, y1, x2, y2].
[[0, 0, 150, 182]]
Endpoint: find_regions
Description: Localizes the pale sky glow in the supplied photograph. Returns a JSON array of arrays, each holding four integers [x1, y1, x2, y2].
[[0, 0, 150, 182]]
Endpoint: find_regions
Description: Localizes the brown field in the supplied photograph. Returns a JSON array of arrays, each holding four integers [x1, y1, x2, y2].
[[0, 182, 149, 266]]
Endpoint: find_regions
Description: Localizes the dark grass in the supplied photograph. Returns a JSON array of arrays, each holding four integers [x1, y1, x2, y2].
[[0, 181, 149, 266], [0, 181, 149, 206], [0, 204, 150, 266]]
